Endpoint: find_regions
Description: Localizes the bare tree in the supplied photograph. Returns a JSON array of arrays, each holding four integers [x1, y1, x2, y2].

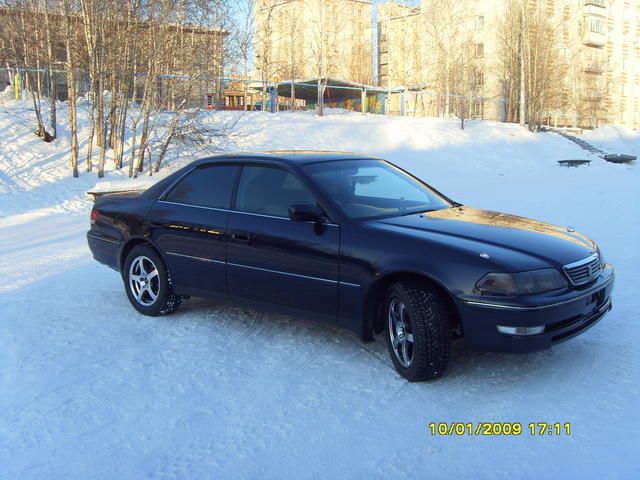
[[497, 0, 521, 123], [230, 0, 254, 110], [42, 0, 57, 139], [79, 0, 107, 173], [498, 0, 563, 131], [449, 43, 484, 129], [254, 0, 290, 110], [2, 1, 56, 141], [422, 0, 480, 126], [522, 3, 562, 131], [284, 0, 303, 109], [61, 0, 79, 176], [2, 0, 232, 178], [307, 0, 340, 116]]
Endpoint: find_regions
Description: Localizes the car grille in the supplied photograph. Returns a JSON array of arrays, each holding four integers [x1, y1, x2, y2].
[[563, 254, 601, 286]]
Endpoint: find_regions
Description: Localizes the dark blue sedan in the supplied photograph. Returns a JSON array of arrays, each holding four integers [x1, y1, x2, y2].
[[88, 152, 614, 381]]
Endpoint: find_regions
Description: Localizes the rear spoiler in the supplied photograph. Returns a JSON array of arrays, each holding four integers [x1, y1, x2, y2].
[[86, 188, 146, 202]]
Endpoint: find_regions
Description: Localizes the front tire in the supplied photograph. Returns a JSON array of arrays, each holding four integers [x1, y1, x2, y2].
[[384, 282, 451, 381], [123, 245, 182, 316]]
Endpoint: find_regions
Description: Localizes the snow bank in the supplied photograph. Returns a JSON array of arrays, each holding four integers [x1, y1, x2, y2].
[[582, 124, 640, 157]]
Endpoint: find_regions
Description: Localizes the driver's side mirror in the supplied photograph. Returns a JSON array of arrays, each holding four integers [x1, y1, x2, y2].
[[288, 203, 324, 222]]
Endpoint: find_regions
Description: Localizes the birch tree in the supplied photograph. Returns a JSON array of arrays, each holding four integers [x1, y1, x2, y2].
[[2, 0, 232, 177], [61, 0, 79, 176], [498, 0, 563, 130], [307, 0, 340, 116]]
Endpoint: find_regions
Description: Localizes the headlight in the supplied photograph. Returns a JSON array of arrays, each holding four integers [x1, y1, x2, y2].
[[476, 268, 568, 295], [475, 273, 518, 295], [595, 245, 605, 267]]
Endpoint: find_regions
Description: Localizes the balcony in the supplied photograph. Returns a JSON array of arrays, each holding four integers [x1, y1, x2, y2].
[[583, 0, 606, 17], [583, 30, 605, 47], [581, 90, 604, 102], [583, 63, 604, 74]]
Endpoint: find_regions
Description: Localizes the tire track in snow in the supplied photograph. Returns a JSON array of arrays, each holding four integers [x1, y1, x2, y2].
[[344, 334, 393, 370], [228, 312, 265, 347], [288, 337, 332, 375]]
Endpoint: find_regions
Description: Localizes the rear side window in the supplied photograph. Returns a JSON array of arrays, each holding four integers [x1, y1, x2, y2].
[[164, 165, 239, 209]]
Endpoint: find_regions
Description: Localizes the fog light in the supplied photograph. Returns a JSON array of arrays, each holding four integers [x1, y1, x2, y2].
[[497, 325, 545, 336]]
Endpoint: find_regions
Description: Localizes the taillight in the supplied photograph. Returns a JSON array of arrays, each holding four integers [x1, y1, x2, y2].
[[90, 208, 100, 224]]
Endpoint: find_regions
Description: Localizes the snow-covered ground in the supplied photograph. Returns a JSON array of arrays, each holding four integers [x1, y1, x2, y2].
[[582, 124, 640, 158], [1, 99, 639, 479]]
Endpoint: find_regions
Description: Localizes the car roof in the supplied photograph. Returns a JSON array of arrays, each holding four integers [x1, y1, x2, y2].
[[195, 150, 380, 166]]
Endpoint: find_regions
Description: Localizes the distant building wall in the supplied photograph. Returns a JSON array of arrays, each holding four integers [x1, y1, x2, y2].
[[377, 0, 640, 129], [254, 0, 373, 84], [0, 8, 227, 87]]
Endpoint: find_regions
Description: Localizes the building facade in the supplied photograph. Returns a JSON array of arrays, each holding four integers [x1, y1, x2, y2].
[[377, 0, 640, 129], [0, 7, 227, 109], [254, 0, 374, 84]]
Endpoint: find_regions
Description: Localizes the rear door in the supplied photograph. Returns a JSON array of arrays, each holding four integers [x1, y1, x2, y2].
[[148, 164, 240, 297], [226, 164, 340, 321]]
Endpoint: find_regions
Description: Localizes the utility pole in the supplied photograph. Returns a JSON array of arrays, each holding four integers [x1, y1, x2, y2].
[[519, 0, 526, 127]]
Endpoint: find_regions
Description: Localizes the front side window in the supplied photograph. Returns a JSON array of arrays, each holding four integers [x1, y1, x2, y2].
[[304, 159, 452, 220], [235, 166, 316, 217], [164, 165, 239, 209]]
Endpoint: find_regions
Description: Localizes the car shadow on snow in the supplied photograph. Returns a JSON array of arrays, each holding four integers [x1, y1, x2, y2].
[[174, 297, 599, 389]]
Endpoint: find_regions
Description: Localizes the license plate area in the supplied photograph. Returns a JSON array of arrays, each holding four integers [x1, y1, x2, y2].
[[588, 288, 606, 312]]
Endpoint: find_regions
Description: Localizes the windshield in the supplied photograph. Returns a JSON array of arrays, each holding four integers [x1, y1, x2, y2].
[[304, 159, 452, 219]]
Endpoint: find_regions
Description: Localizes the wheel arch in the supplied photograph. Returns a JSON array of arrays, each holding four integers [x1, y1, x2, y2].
[[363, 271, 462, 336], [119, 236, 163, 274]]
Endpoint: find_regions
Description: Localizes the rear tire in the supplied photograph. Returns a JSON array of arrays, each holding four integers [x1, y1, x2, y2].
[[384, 282, 451, 381], [123, 245, 182, 316]]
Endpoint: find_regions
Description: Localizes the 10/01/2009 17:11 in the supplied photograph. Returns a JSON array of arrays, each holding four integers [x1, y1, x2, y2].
[[428, 422, 571, 436]]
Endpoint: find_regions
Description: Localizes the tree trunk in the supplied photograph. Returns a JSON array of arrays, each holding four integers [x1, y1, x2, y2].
[[43, 3, 57, 140], [62, 0, 78, 177]]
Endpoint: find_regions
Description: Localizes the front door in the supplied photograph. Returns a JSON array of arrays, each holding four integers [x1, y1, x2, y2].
[[226, 165, 340, 321]]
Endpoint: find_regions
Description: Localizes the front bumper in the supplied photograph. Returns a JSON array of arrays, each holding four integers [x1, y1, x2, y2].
[[456, 264, 615, 352]]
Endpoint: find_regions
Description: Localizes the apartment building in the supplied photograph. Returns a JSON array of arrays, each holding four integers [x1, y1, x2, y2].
[[378, 3, 423, 87], [254, 0, 373, 84], [377, 0, 640, 129]]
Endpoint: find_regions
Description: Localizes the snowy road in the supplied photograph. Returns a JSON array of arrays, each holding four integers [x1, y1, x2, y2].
[[1, 109, 639, 479]]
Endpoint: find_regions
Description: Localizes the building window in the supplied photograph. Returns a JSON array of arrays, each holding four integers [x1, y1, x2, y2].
[[475, 71, 484, 86], [474, 15, 484, 29], [472, 101, 484, 118], [584, 0, 606, 7], [475, 43, 484, 58], [589, 18, 605, 33]]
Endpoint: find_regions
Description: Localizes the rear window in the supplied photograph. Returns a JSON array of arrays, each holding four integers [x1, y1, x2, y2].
[[165, 165, 239, 209]]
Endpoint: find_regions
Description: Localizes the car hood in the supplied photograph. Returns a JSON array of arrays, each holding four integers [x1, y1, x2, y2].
[[373, 207, 596, 270]]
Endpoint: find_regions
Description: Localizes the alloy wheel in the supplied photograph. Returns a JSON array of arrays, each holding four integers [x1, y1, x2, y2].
[[128, 255, 160, 307], [388, 297, 414, 368]]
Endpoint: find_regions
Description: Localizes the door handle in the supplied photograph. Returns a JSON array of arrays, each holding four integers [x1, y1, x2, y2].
[[231, 232, 252, 243]]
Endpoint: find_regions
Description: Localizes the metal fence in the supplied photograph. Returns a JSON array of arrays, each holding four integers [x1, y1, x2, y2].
[[0, 67, 610, 128]]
